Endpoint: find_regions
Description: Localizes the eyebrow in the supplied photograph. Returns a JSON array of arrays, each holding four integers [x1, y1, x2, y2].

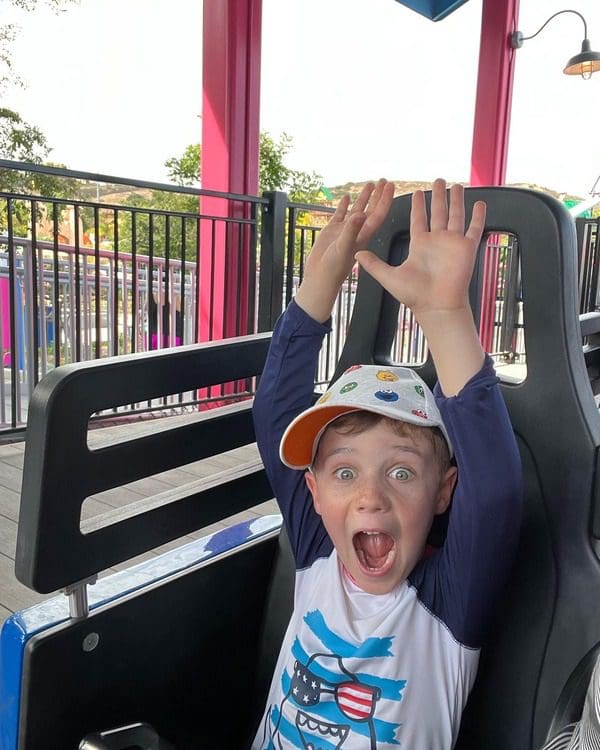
[[320, 443, 426, 462], [390, 443, 426, 456]]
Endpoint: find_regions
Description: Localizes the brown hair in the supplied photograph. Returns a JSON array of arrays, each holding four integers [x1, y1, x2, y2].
[[314, 411, 451, 474]]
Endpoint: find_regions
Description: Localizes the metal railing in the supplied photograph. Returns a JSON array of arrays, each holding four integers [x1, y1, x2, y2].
[[578, 217, 600, 314], [0, 159, 598, 432], [0, 162, 268, 430]]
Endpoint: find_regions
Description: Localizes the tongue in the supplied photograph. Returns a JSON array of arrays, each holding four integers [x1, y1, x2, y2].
[[355, 532, 393, 568]]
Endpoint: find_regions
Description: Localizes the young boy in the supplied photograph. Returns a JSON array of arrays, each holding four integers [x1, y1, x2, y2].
[[252, 178, 523, 749]]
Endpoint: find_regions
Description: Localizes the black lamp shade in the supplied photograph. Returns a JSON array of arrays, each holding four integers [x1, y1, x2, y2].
[[564, 38, 600, 76]]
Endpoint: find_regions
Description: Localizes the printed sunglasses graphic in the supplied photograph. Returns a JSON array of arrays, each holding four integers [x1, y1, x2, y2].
[[259, 609, 406, 749], [270, 654, 384, 750], [292, 659, 381, 720]]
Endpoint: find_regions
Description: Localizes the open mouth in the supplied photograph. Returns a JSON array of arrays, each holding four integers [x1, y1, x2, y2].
[[352, 531, 396, 575], [296, 711, 350, 750]]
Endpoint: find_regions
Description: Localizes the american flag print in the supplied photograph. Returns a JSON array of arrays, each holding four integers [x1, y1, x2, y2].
[[335, 681, 381, 721], [291, 661, 321, 707]]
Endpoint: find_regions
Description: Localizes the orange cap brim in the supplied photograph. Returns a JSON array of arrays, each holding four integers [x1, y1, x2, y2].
[[280, 405, 362, 469]]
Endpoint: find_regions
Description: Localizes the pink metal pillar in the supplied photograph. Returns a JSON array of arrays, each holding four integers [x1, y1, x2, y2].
[[470, 0, 519, 186], [470, 0, 520, 351], [200, 0, 262, 344]]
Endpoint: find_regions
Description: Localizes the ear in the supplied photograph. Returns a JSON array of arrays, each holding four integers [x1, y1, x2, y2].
[[304, 469, 322, 515], [434, 466, 458, 515]]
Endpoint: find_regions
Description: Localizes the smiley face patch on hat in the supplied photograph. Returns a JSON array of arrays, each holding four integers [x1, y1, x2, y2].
[[279, 363, 452, 469]]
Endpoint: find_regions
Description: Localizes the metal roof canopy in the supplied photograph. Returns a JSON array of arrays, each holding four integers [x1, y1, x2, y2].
[[394, 0, 470, 22]]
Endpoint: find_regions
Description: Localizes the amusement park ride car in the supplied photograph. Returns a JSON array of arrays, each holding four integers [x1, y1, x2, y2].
[[3, 0, 600, 747], [2, 186, 600, 749]]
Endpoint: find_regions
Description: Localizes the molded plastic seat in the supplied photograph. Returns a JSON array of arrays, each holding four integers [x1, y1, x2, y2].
[[2, 187, 600, 750]]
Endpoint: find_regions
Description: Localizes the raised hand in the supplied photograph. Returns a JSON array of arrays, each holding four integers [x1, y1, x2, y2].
[[356, 178, 486, 319], [295, 179, 395, 323], [356, 178, 487, 396]]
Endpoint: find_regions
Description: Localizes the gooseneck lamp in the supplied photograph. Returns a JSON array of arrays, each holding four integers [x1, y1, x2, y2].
[[510, 9, 600, 79]]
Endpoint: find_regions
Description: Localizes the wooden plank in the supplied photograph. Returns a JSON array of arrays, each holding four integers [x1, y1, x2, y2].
[[0, 602, 13, 626], [188, 521, 229, 540], [120, 476, 174, 496], [0, 552, 49, 612], [0, 451, 24, 470], [147, 466, 214, 487], [0, 486, 20, 523], [253, 499, 278, 516], [80, 497, 120, 522], [0, 462, 24, 493], [86, 409, 237, 451], [0, 513, 16, 559], [0, 424, 271, 621], [89, 485, 148, 509], [81, 458, 265, 534]]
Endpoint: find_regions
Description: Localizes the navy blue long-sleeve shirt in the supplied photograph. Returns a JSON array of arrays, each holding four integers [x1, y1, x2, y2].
[[252, 300, 523, 749]]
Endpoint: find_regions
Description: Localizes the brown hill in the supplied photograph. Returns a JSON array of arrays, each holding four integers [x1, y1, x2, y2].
[[329, 180, 584, 204]]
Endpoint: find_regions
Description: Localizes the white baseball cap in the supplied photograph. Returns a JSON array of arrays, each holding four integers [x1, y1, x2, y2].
[[279, 364, 452, 469]]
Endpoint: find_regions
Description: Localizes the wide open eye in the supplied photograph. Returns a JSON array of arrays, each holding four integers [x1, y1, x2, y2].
[[335, 467, 356, 481], [389, 467, 412, 481]]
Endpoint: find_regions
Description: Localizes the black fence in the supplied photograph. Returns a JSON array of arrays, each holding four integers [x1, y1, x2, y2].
[[0, 159, 598, 433], [0, 161, 338, 431]]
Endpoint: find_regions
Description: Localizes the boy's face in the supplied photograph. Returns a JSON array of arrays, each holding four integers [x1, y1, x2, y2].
[[305, 419, 457, 595]]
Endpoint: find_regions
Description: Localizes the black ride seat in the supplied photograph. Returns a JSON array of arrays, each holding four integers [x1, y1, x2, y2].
[[5, 187, 600, 750], [338, 188, 600, 750]]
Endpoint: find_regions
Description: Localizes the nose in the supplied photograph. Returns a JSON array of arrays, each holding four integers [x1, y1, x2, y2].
[[354, 476, 391, 513]]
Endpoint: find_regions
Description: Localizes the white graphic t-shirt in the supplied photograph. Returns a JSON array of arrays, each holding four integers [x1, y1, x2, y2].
[[252, 301, 522, 749]]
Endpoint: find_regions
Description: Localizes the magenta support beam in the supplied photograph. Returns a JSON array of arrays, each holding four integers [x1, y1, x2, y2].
[[470, 0, 519, 187], [470, 0, 520, 352], [200, 0, 262, 344]]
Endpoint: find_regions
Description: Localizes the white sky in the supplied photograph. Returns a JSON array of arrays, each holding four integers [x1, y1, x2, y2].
[[3, 0, 600, 196]]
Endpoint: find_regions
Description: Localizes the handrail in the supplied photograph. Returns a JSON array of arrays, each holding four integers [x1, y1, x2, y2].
[[0, 158, 269, 204]]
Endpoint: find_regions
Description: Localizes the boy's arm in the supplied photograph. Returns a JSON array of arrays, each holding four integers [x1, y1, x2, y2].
[[253, 301, 333, 566], [295, 179, 395, 322], [254, 181, 395, 565], [357, 179, 522, 645], [427, 358, 522, 647]]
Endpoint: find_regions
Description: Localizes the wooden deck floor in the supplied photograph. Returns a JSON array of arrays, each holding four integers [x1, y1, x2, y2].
[[0, 414, 278, 626]]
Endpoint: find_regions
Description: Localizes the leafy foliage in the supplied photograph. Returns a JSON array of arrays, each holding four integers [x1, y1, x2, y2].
[[259, 132, 323, 203], [108, 133, 326, 259], [110, 192, 199, 261], [1, 0, 78, 96], [165, 144, 200, 187], [0, 0, 81, 231], [0, 108, 83, 235], [0, 107, 48, 167]]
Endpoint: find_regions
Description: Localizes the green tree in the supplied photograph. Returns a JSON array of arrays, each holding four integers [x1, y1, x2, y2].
[[1, 0, 77, 160], [258, 132, 328, 267], [163, 133, 324, 201], [111, 144, 201, 259], [259, 132, 292, 192], [113, 133, 326, 259], [0, 107, 81, 234], [1, 0, 81, 228], [259, 132, 323, 203], [165, 144, 200, 187]]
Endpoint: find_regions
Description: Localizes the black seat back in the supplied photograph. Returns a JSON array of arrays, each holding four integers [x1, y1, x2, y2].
[[13, 334, 287, 749], [11, 187, 600, 750], [334, 187, 600, 750]]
